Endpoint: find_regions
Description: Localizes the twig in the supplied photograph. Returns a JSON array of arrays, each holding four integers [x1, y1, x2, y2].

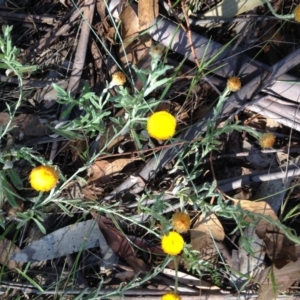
[[0, 11, 58, 25], [180, 0, 200, 68], [217, 165, 300, 193], [49, 0, 95, 161], [166, 0, 188, 32], [67, 0, 95, 97], [0, 280, 199, 296]]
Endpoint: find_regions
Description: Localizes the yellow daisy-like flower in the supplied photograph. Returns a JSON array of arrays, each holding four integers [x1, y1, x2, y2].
[[147, 111, 176, 140], [29, 165, 59, 192], [259, 132, 276, 149], [294, 4, 300, 22], [227, 76, 241, 92], [161, 231, 184, 256], [161, 292, 181, 300], [172, 212, 191, 233], [111, 71, 126, 86]]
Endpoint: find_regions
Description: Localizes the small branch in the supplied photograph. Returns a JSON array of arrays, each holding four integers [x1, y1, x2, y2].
[[67, 0, 95, 97], [180, 0, 200, 68], [49, 0, 95, 160], [0, 11, 58, 25]]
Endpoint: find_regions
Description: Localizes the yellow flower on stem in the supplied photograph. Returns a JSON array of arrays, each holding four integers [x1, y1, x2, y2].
[[161, 292, 181, 300], [29, 165, 59, 192], [147, 111, 176, 140], [259, 132, 276, 149], [227, 76, 241, 92], [161, 231, 184, 256], [172, 212, 191, 233], [294, 4, 300, 22], [111, 71, 126, 86]]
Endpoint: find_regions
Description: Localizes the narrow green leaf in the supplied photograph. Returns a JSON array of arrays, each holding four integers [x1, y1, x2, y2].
[[6, 169, 23, 190]]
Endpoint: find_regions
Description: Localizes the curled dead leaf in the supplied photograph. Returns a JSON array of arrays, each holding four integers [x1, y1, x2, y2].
[[190, 212, 225, 260], [91, 212, 150, 273], [87, 158, 138, 183]]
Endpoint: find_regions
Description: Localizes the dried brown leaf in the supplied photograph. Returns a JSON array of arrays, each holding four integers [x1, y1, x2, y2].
[[120, 5, 138, 48], [259, 223, 297, 269], [87, 158, 138, 183], [190, 212, 225, 260], [119, 4, 151, 65], [138, 0, 158, 31], [230, 199, 278, 221], [87, 160, 110, 182], [256, 254, 300, 300], [82, 186, 103, 201], [91, 212, 150, 273]]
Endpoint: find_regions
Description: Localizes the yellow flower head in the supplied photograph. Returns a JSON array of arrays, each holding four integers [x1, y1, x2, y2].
[[172, 212, 191, 233], [111, 71, 126, 86], [259, 132, 276, 149], [161, 292, 181, 300], [29, 165, 59, 192], [147, 111, 176, 140], [227, 76, 241, 92], [161, 231, 184, 256], [294, 4, 300, 22]]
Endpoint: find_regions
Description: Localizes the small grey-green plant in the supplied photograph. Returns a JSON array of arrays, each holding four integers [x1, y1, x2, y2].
[[52, 47, 179, 156], [52, 83, 111, 139], [0, 25, 37, 140], [0, 26, 40, 229]]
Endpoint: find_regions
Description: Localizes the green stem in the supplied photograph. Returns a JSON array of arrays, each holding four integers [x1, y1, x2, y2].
[[263, 0, 293, 20]]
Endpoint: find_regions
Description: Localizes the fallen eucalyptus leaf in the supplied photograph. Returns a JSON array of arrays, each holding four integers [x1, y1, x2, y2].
[[11, 220, 114, 263]]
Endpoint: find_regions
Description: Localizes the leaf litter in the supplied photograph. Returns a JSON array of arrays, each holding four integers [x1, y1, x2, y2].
[[1, 0, 300, 298]]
